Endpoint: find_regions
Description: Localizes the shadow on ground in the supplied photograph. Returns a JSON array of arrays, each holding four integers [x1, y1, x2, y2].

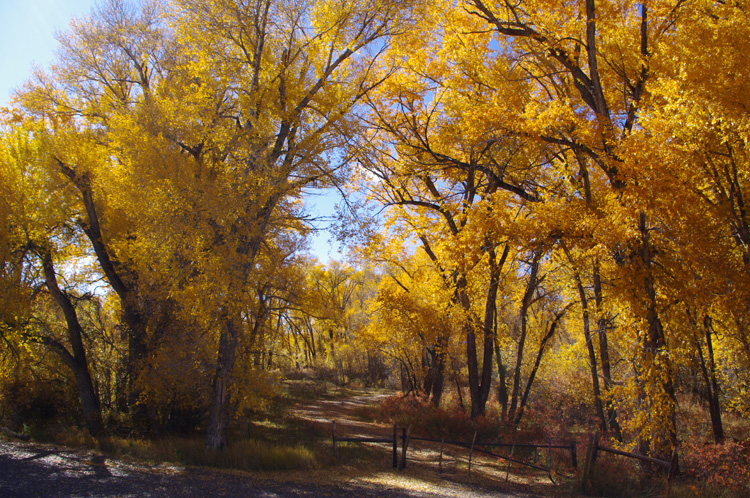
[[0, 440, 540, 498]]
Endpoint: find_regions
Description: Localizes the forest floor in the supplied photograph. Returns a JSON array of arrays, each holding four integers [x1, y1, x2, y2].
[[0, 388, 569, 498]]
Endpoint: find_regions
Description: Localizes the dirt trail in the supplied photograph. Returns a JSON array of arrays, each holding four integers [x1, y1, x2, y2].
[[291, 391, 392, 437], [0, 391, 548, 498]]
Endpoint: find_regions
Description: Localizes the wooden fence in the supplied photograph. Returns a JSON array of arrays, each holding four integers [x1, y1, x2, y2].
[[582, 432, 679, 490], [330, 420, 576, 482], [332, 422, 680, 489]]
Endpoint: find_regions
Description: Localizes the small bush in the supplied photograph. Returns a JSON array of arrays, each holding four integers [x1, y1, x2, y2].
[[582, 454, 648, 497], [680, 440, 750, 497]]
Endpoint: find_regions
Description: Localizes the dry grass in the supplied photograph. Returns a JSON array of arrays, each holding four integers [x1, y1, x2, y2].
[[97, 436, 319, 471]]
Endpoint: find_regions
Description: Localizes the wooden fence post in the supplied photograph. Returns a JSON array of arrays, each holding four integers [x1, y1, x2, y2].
[[468, 431, 478, 475], [582, 432, 600, 489], [399, 425, 412, 470], [505, 431, 518, 482], [570, 440, 577, 469], [547, 436, 555, 484], [332, 420, 339, 460]]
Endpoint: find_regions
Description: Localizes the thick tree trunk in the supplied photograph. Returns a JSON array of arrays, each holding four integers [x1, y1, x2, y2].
[[206, 315, 240, 451], [40, 251, 103, 436]]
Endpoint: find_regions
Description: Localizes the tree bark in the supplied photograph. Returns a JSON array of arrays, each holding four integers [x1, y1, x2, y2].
[[206, 314, 241, 451], [513, 305, 570, 426], [494, 333, 508, 420], [638, 212, 677, 459], [563, 247, 607, 432], [509, 249, 542, 422], [697, 314, 724, 443], [39, 250, 103, 436], [593, 262, 622, 440], [57, 160, 150, 423]]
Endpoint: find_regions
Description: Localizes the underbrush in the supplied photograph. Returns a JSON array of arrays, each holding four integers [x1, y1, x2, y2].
[[581, 454, 666, 498], [676, 439, 750, 498], [14, 424, 322, 472], [375, 391, 750, 497], [375, 393, 557, 443], [98, 436, 320, 471]]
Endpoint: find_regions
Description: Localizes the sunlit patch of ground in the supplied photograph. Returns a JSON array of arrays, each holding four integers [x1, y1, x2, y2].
[[289, 390, 574, 497]]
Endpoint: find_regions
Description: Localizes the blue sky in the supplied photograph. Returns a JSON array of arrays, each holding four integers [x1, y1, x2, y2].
[[0, 0, 97, 107], [1, 0, 342, 262]]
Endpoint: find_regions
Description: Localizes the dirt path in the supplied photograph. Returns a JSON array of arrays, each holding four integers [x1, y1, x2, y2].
[[291, 391, 392, 436], [0, 391, 549, 498]]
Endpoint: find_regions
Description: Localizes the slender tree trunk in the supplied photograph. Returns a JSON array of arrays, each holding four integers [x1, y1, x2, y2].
[[428, 332, 447, 406], [509, 250, 542, 422], [575, 150, 622, 439], [57, 161, 152, 426], [565, 256, 607, 431], [431, 352, 445, 407], [467, 245, 508, 418], [513, 306, 570, 426], [423, 349, 435, 399], [40, 251, 103, 436], [593, 261, 622, 440], [698, 315, 724, 443], [638, 212, 676, 459], [494, 334, 508, 420], [463, 276, 484, 417]]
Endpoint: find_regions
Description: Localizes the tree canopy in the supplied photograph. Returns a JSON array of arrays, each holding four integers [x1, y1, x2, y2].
[[2, 0, 750, 463]]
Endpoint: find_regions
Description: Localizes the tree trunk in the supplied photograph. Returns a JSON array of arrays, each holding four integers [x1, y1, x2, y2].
[[206, 314, 240, 451], [57, 161, 151, 425], [494, 334, 508, 420], [697, 315, 724, 443], [40, 251, 103, 436], [509, 249, 542, 422], [427, 335, 447, 406], [567, 259, 607, 432], [467, 245, 508, 418], [513, 306, 570, 426], [576, 150, 622, 440], [638, 212, 676, 459], [593, 262, 622, 440]]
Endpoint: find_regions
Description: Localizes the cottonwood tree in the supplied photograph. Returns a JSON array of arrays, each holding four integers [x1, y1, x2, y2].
[[19, 0, 424, 449], [0, 119, 103, 435]]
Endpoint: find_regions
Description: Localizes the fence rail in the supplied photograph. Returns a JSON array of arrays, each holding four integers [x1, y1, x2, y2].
[[332, 423, 680, 491], [330, 420, 576, 480], [582, 432, 679, 492]]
